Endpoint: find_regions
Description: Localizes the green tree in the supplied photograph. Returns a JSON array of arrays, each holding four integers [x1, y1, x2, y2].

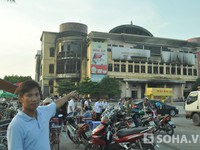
[[56, 79, 77, 96], [3, 75, 32, 84], [77, 77, 97, 95], [98, 76, 121, 98], [192, 78, 200, 91]]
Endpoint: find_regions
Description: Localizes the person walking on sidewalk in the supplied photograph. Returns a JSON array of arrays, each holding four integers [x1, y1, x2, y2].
[[94, 98, 102, 121], [7, 80, 78, 150]]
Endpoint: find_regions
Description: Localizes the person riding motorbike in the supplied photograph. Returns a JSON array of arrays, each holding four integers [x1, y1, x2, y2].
[[143, 97, 153, 115]]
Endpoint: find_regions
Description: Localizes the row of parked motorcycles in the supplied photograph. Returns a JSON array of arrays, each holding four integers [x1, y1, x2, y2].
[[0, 101, 176, 150], [66, 104, 176, 150], [0, 101, 18, 150]]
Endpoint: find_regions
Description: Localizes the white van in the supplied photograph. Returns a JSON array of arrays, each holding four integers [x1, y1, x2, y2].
[[184, 91, 200, 126]]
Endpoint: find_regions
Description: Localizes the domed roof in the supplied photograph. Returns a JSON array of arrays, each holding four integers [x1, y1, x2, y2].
[[109, 23, 153, 37]]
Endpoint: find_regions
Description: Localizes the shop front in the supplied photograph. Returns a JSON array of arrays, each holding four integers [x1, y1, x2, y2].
[[145, 88, 173, 102]]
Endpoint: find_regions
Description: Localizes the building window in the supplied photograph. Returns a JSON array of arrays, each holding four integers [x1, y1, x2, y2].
[[171, 67, 176, 75], [183, 68, 187, 75], [188, 69, 192, 75], [49, 64, 54, 74], [67, 45, 70, 51], [128, 65, 133, 72], [141, 66, 145, 73], [153, 66, 158, 74], [56, 60, 65, 74], [121, 64, 126, 72], [160, 67, 163, 74], [177, 67, 181, 75], [194, 69, 197, 76], [65, 59, 79, 73], [148, 66, 152, 74], [108, 64, 113, 71], [61, 45, 64, 51], [114, 64, 119, 72], [49, 80, 53, 93], [166, 67, 170, 74], [49, 47, 55, 57], [134, 65, 139, 73]]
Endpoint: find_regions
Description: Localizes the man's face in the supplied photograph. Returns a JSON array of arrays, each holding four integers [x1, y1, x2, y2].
[[19, 87, 40, 112]]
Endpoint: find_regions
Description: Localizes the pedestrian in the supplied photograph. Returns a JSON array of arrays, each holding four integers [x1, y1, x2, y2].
[[7, 80, 78, 150], [101, 99, 109, 112], [67, 95, 77, 115], [94, 98, 102, 121], [126, 98, 132, 116], [84, 97, 89, 110], [82, 106, 92, 130], [58, 101, 68, 132], [80, 97, 85, 112]]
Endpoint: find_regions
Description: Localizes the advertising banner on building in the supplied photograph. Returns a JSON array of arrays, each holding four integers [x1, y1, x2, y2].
[[90, 42, 108, 75], [112, 47, 150, 60], [162, 51, 195, 65], [91, 74, 106, 82]]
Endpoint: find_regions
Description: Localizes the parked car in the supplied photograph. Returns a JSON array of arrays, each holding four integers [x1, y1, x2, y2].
[[132, 100, 179, 117]]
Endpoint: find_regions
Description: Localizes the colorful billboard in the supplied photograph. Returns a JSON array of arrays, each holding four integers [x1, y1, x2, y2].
[[90, 42, 108, 75], [91, 74, 106, 82]]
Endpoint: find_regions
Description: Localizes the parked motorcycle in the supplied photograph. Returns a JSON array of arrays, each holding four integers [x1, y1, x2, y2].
[[49, 115, 62, 150], [66, 110, 91, 147], [85, 107, 156, 150], [0, 119, 12, 150], [154, 115, 176, 136]]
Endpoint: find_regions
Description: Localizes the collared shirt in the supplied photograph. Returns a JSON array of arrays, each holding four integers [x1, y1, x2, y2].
[[101, 101, 108, 109], [67, 99, 75, 114], [94, 101, 102, 113], [7, 102, 56, 150]]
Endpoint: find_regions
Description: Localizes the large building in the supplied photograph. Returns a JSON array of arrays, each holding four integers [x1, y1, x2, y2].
[[36, 22, 200, 100]]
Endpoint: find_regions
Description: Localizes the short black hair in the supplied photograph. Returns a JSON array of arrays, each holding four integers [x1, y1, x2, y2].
[[85, 106, 89, 111], [15, 80, 42, 97]]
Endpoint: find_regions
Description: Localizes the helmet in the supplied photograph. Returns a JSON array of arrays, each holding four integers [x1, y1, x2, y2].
[[144, 97, 149, 101], [43, 97, 53, 105], [155, 102, 161, 108]]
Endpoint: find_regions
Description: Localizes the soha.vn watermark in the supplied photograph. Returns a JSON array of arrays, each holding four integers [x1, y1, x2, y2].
[[144, 133, 200, 144]]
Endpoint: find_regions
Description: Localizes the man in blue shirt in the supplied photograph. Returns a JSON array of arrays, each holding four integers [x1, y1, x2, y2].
[[82, 106, 92, 130], [7, 80, 78, 150]]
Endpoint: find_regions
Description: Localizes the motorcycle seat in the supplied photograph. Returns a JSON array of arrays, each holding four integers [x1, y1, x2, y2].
[[116, 127, 148, 138]]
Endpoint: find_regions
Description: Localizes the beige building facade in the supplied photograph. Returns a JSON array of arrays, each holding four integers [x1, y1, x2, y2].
[[36, 22, 200, 99]]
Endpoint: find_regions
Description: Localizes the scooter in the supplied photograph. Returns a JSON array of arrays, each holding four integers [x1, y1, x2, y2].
[[66, 110, 91, 147], [154, 115, 176, 136], [85, 107, 156, 150], [0, 119, 12, 150]]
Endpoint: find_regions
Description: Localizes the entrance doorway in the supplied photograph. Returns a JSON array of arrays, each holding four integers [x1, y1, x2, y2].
[[132, 91, 137, 99]]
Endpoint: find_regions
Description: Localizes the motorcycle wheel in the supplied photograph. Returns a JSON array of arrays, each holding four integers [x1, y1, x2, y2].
[[85, 143, 103, 150], [142, 143, 155, 150], [165, 123, 174, 136], [67, 130, 78, 143]]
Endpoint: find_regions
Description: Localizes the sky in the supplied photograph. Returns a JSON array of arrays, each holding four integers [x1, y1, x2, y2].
[[0, 0, 200, 79]]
